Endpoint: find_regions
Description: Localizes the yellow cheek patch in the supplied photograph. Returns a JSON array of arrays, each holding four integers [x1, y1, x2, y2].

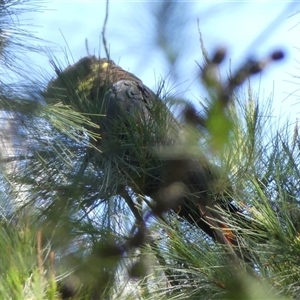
[[101, 62, 109, 70]]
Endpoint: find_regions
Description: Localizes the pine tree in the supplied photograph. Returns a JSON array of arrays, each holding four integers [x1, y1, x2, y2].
[[0, 1, 299, 299]]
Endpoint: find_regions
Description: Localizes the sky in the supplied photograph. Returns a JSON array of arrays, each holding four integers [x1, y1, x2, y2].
[[15, 1, 300, 124]]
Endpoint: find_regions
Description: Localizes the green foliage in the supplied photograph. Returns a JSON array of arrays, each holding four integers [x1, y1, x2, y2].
[[0, 1, 300, 299], [0, 218, 60, 299]]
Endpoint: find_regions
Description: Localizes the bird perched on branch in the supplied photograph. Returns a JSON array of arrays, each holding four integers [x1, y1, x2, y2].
[[44, 56, 241, 249]]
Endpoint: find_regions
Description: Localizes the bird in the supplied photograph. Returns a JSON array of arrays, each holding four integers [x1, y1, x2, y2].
[[44, 56, 242, 249]]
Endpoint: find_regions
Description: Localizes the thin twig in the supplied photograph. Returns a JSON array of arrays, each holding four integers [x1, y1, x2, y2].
[[37, 231, 44, 277], [102, 0, 110, 59], [120, 187, 144, 224], [85, 38, 90, 56]]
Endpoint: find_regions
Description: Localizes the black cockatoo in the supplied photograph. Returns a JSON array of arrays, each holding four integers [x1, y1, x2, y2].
[[45, 56, 241, 247]]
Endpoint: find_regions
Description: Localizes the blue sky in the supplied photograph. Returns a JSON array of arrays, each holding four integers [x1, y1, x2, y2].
[[19, 1, 300, 122]]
